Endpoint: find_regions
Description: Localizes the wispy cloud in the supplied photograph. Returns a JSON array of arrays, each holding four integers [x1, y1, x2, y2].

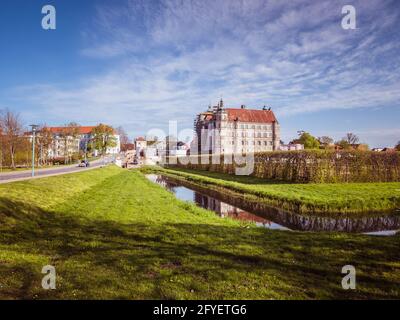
[[2, 0, 400, 144]]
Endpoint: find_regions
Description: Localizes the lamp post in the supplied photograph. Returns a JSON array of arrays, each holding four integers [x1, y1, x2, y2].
[[30, 124, 39, 177]]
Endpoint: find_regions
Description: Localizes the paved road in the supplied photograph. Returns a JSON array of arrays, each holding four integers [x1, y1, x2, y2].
[[0, 158, 112, 183]]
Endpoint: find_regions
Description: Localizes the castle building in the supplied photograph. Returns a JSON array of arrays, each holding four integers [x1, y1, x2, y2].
[[192, 99, 280, 154]]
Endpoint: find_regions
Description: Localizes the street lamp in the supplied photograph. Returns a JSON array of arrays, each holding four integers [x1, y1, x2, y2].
[[30, 124, 39, 177]]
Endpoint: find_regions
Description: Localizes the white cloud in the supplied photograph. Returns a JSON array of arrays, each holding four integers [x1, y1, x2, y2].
[[2, 0, 400, 145]]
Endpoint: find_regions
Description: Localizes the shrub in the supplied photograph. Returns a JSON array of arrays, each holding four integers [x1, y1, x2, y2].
[[164, 150, 400, 183]]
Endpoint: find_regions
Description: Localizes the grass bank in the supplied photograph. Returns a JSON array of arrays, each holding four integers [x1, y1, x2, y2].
[[0, 166, 399, 299], [142, 166, 400, 214]]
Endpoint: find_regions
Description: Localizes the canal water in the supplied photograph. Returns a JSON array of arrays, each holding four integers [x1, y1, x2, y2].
[[146, 174, 400, 235]]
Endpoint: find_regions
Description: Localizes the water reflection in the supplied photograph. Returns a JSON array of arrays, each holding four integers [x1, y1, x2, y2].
[[146, 174, 400, 234]]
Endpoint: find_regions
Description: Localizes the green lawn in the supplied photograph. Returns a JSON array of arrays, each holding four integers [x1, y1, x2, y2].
[[143, 166, 400, 214], [0, 166, 399, 299]]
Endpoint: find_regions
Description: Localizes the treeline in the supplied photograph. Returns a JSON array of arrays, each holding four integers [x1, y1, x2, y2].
[[165, 150, 400, 183], [0, 109, 120, 170]]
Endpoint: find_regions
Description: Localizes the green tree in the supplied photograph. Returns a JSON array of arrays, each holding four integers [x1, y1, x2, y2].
[[292, 132, 320, 149], [92, 124, 117, 155], [395, 141, 400, 151]]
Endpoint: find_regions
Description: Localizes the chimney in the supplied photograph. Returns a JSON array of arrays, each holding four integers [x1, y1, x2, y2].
[[241, 104, 245, 109]]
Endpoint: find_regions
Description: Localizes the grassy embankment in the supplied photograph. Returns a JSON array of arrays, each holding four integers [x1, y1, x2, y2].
[[0, 166, 399, 299], [142, 166, 400, 214]]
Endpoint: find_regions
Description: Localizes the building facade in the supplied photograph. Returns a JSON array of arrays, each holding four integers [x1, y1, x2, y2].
[[279, 143, 304, 151], [192, 100, 280, 154], [46, 126, 120, 158]]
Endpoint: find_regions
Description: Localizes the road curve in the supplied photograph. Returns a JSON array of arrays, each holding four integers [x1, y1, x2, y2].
[[0, 158, 112, 184]]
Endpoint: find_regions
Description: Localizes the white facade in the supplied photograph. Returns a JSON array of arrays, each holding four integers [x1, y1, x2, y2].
[[279, 143, 304, 151], [45, 127, 120, 159], [193, 101, 280, 155]]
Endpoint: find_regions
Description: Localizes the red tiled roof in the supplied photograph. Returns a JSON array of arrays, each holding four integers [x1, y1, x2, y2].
[[225, 108, 277, 123], [47, 126, 96, 134], [135, 137, 145, 141]]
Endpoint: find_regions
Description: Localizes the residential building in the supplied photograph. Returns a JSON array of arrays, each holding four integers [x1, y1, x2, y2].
[[192, 99, 280, 154], [46, 126, 120, 158], [134, 137, 147, 158], [279, 143, 304, 151]]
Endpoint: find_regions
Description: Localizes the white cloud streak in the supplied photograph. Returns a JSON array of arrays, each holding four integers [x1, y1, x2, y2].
[[3, 0, 400, 144]]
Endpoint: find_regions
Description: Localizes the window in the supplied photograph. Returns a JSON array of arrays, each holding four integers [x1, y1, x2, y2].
[[258, 141, 261, 145]]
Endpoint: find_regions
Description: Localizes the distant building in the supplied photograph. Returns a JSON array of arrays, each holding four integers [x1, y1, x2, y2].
[[279, 143, 304, 151], [192, 99, 280, 154], [133, 137, 146, 159], [382, 147, 396, 152], [46, 126, 120, 158]]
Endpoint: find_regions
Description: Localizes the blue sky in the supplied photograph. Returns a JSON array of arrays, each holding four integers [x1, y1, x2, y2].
[[0, 0, 399, 147]]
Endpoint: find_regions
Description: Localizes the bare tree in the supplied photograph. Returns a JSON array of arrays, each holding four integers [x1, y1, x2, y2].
[[395, 141, 400, 151], [59, 122, 80, 164], [345, 133, 359, 145], [116, 126, 130, 151], [318, 136, 334, 145], [1, 109, 23, 169], [0, 117, 4, 171], [37, 125, 54, 166]]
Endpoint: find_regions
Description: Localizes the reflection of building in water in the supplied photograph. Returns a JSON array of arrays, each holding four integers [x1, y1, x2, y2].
[[194, 193, 272, 226], [155, 176, 180, 193]]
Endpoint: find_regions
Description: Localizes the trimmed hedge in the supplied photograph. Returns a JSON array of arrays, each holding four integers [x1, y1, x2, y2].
[[163, 150, 400, 183]]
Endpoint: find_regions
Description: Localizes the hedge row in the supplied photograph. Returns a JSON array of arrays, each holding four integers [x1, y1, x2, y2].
[[163, 150, 400, 183]]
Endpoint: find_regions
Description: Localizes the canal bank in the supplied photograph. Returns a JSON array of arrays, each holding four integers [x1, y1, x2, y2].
[[141, 166, 400, 214], [146, 173, 400, 235]]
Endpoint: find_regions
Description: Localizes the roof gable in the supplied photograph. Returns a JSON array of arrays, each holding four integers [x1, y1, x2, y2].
[[47, 126, 96, 134]]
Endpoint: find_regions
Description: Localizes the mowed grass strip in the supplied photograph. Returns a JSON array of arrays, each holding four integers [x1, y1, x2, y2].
[[143, 166, 400, 214], [0, 166, 399, 299]]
